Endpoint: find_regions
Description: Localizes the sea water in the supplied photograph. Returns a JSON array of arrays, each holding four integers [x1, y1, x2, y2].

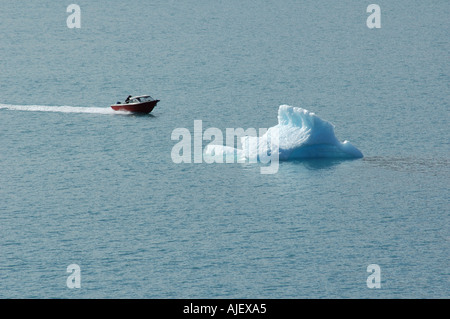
[[0, 1, 448, 298]]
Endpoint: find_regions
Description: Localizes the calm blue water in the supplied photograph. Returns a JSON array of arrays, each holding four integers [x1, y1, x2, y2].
[[0, 0, 449, 298]]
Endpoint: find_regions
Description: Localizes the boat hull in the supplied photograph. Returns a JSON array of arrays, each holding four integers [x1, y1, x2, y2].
[[111, 100, 159, 114]]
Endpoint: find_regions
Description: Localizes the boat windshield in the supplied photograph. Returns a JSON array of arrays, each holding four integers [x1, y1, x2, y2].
[[138, 96, 154, 102], [128, 96, 155, 103]]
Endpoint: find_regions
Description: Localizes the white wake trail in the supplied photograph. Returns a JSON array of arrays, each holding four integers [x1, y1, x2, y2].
[[0, 103, 129, 115]]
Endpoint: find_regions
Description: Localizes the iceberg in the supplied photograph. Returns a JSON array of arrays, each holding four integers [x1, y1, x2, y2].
[[258, 105, 363, 160], [205, 105, 363, 162]]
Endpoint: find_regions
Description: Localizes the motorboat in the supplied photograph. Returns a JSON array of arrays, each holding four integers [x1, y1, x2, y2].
[[111, 95, 160, 114]]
